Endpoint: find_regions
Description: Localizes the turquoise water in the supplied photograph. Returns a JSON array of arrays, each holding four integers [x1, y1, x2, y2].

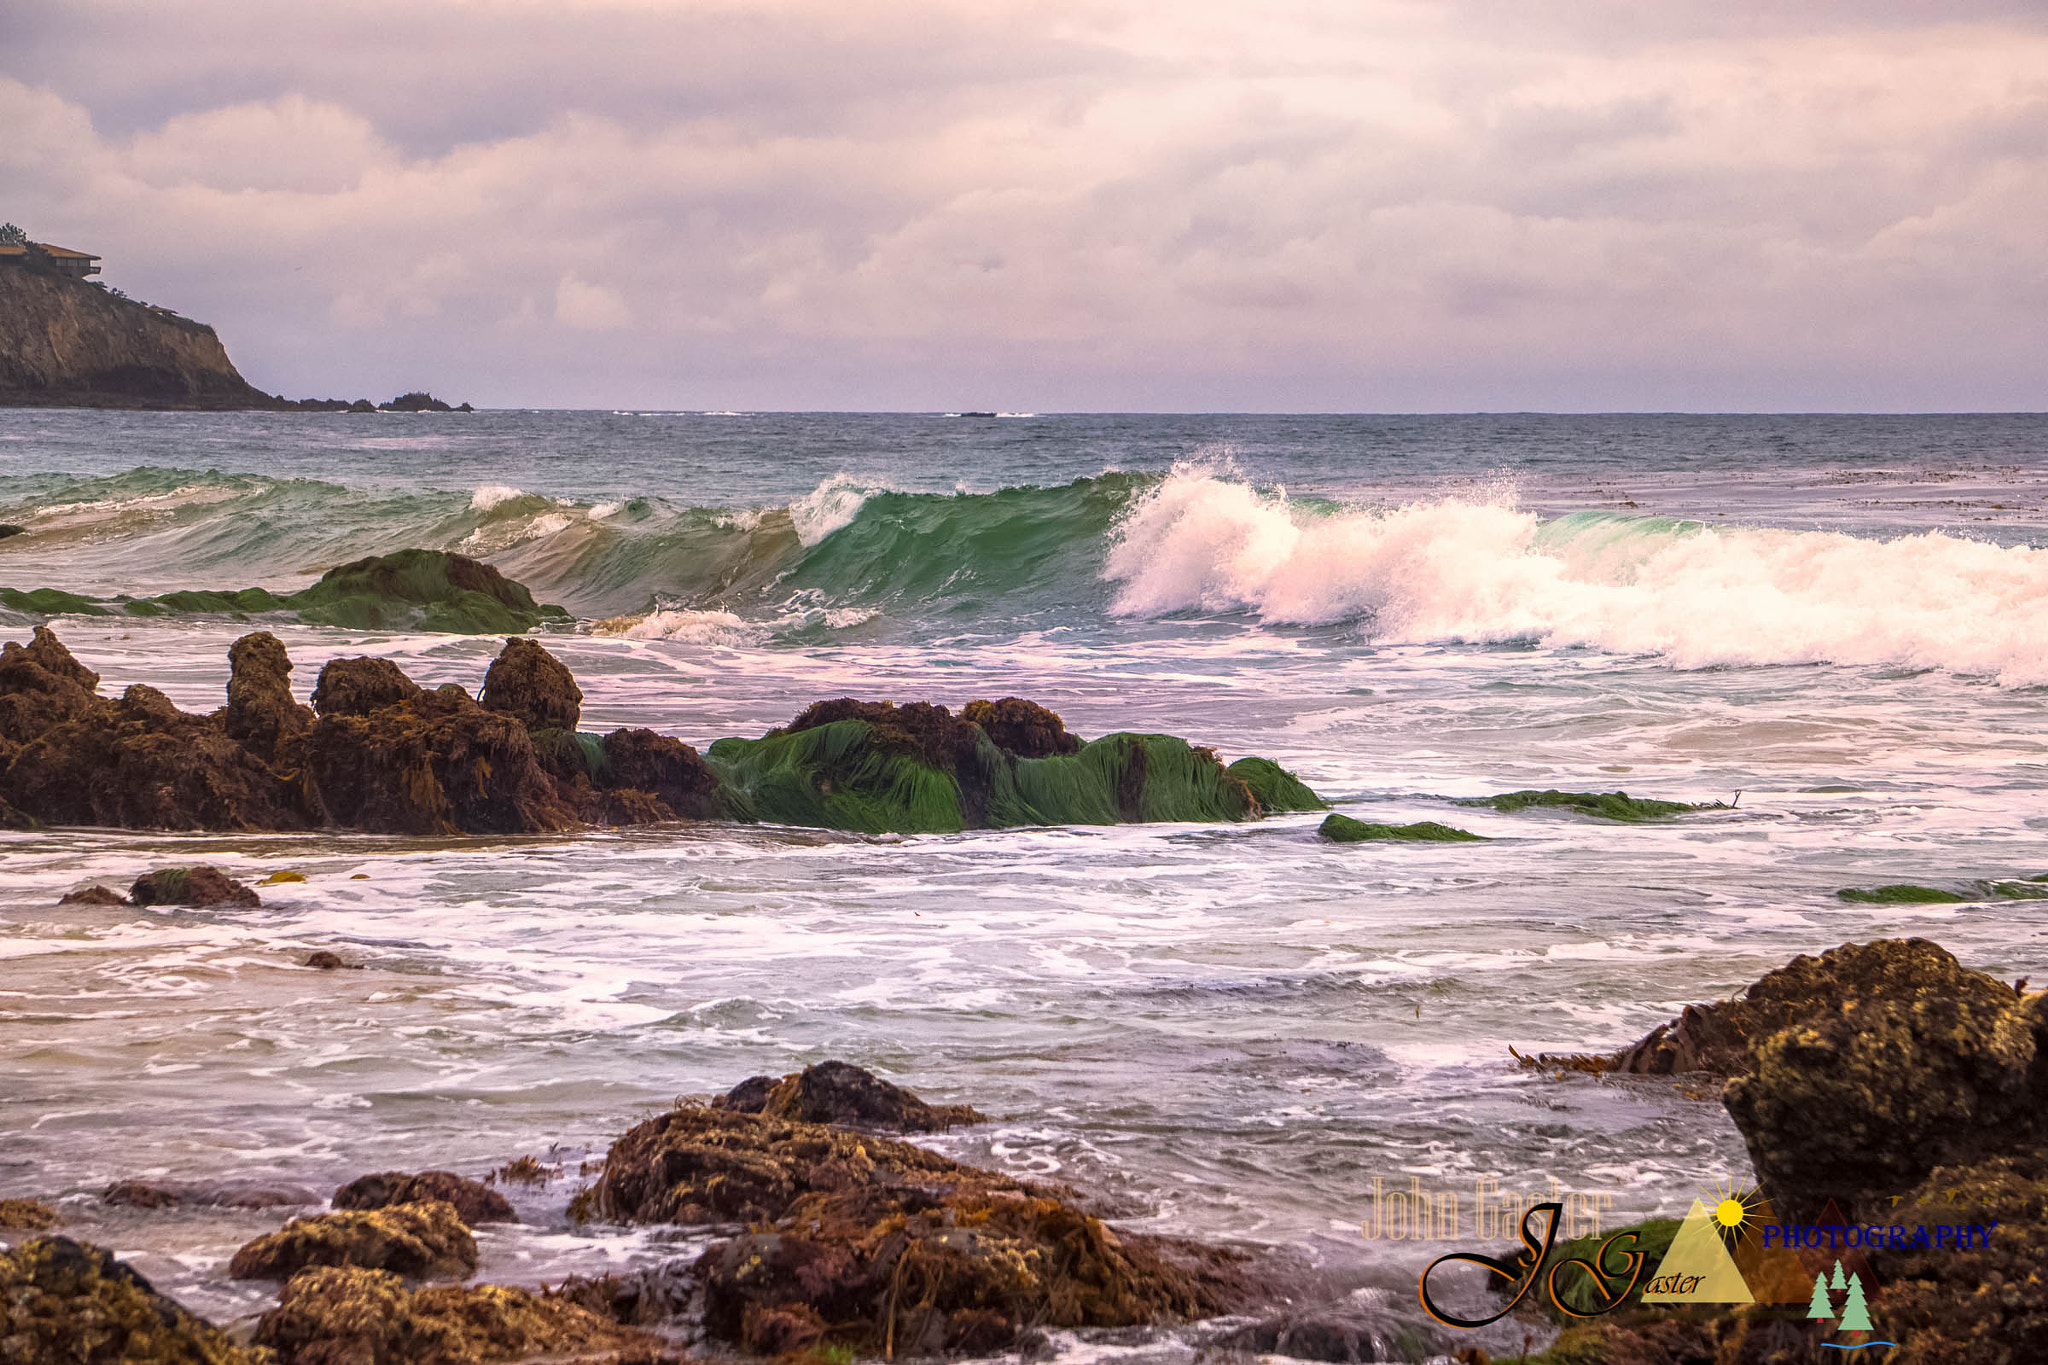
[[2, 410, 2046, 1354]]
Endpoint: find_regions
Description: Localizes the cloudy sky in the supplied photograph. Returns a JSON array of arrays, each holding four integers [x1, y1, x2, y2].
[[4, 1, 2045, 410]]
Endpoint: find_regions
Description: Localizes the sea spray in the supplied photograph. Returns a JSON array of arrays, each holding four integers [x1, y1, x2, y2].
[[1105, 466, 2048, 685]]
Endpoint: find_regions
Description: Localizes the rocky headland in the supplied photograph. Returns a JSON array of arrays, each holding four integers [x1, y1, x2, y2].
[[0, 256, 469, 411]]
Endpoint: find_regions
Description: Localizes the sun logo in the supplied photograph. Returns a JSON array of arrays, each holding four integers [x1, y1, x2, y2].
[[1701, 1182, 1765, 1247]]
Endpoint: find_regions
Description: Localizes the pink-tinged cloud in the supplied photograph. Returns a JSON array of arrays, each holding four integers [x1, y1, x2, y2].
[[4, 0, 2045, 410]]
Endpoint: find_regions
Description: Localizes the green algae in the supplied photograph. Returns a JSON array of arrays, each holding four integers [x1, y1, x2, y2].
[[1319, 812, 1485, 842], [0, 586, 112, 615], [283, 549, 569, 633], [1836, 884, 1971, 904], [1458, 789, 1698, 821], [1, 549, 568, 634], [1228, 756, 1328, 812], [707, 720, 1314, 834]]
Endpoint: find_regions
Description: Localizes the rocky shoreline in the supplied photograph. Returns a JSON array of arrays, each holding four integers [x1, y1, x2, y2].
[[0, 617, 1326, 837], [6, 942, 2047, 1362]]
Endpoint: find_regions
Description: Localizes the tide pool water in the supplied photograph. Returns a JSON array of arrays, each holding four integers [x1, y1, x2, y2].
[[2, 411, 2045, 1353]]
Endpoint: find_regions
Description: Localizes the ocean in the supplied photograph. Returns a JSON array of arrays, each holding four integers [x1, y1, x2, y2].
[[2, 410, 2045, 1356]]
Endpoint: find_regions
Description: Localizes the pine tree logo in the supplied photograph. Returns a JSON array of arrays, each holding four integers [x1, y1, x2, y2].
[[1806, 1270, 1834, 1323], [1838, 1272, 1873, 1334]]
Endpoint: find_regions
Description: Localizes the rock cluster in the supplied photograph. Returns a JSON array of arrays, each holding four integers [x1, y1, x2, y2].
[[0, 1236, 257, 1364], [0, 628, 720, 835], [1523, 938, 2048, 1364], [581, 1065, 1247, 1357], [333, 1170, 517, 1225], [2, 625, 1324, 836], [228, 1200, 478, 1281]]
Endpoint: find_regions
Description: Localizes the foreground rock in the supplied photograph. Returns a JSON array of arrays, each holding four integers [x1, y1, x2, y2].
[[335, 1170, 517, 1225], [0, 1236, 255, 1363], [0, 627, 1326, 836], [130, 866, 262, 908], [253, 1265, 671, 1365], [1525, 938, 2048, 1363], [228, 1200, 478, 1281], [712, 1059, 987, 1132], [581, 1101, 1248, 1356], [1609, 937, 2019, 1078]]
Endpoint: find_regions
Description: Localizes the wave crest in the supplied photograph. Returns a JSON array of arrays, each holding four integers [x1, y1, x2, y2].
[[1106, 468, 2048, 684]]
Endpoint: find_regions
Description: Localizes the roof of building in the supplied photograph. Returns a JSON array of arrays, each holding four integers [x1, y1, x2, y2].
[[0, 242, 101, 261]]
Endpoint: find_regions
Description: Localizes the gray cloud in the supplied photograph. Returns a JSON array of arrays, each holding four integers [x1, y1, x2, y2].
[[3, 0, 2045, 410]]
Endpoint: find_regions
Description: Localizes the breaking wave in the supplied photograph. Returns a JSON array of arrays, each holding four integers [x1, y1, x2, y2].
[[3, 463, 2046, 682]]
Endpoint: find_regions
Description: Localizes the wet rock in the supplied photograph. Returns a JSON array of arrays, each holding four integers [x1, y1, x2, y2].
[[1455, 789, 1699, 821], [710, 1075, 777, 1114], [548, 1260, 698, 1328], [334, 1170, 516, 1225], [962, 697, 1080, 758], [252, 1264, 671, 1365], [288, 549, 569, 634], [721, 1060, 988, 1132], [1613, 937, 2020, 1077], [130, 866, 261, 908], [59, 884, 130, 905], [2, 670, 308, 831], [0, 1235, 256, 1363], [480, 636, 581, 731], [1319, 813, 1484, 842], [584, 1105, 1246, 1356], [103, 1179, 319, 1210], [310, 655, 423, 718], [304, 949, 348, 969], [0, 1198, 57, 1230], [1867, 1156, 2048, 1364], [1723, 972, 2045, 1223], [1837, 883, 1971, 904], [222, 630, 312, 760], [0, 624, 100, 749], [784, 697, 987, 771], [596, 728, 722, 821], [303, 686, 576, 835], [228, 1199, 478, 1281]]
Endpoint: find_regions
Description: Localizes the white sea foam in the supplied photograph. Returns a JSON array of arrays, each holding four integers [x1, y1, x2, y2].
[[621, 608, 768, 645], [789, 473, 873, 547], [468, 483, 525, 512], [1105, 466, 2048, 685]]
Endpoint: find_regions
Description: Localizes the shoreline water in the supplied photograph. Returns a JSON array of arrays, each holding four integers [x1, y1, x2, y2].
[[3, 410, 2047, 1359]]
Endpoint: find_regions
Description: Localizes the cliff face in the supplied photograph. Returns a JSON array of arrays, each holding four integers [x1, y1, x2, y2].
[[0, 266, 280, 409]]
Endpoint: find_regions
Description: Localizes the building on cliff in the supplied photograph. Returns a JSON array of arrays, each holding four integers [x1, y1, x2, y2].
[[0, 242, 101, 278]]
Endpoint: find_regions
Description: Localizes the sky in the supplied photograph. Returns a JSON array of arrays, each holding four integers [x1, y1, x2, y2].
[[3, 0, 2046, 411]]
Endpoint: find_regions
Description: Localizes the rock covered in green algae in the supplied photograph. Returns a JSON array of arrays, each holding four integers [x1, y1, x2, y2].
[[1610, 937, 2020, 1079], [1229, 755, 1328, 812], [1319, 812, 1484, 842], [1457, 789, 1699, 821], [2, 548, 569, 635], [252, 1264, 673, 1365], [228, 1199, 478, 1281], [709, 695, 1323, 834], [1836, 883, 1972, 903], [0, 1235, 257, 1364], [282, 549, 570, 634], [581, 1102, 1249, 1357], [711, 1059, 987, 1132]]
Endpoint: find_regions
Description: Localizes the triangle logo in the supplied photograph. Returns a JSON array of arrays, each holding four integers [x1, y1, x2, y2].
[[1639, 1200, 1756, 1305]]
